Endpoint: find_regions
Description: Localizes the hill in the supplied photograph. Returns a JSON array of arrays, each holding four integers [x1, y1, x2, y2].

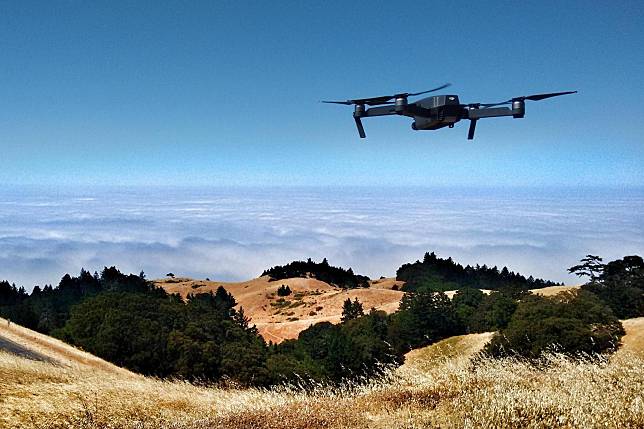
[[156, 276, 404, 342], [620, 317, 644, 357], [1, 318, 642, 428], [156, 276, 577, 343], [0, 316, 128, 375]]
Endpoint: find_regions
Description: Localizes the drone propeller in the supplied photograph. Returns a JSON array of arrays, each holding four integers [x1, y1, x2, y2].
[[392, 83, 452, 99], [322, 83, 451, 106], [476, 91, 577, 108]]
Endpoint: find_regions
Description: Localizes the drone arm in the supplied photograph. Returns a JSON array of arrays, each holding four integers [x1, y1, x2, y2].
[[362, 105, 397, 117], [466, 107, 515, 119]]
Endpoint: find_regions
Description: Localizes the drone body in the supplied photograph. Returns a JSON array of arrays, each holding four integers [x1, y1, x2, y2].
[[323, 84, 577, 139]]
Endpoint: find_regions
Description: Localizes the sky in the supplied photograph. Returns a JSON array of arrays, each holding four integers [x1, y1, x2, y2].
[[1, 1, 643, 187]]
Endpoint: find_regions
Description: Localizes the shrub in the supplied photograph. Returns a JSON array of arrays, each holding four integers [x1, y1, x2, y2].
[[277, 285, 292, 297], [485, 290, 624, 359]]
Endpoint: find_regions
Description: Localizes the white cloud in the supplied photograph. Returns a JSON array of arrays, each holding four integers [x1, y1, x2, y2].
[[0, 186, 642, 289]]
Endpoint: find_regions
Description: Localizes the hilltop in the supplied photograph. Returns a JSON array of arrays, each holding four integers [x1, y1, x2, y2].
[[156, 276, 404, 342]]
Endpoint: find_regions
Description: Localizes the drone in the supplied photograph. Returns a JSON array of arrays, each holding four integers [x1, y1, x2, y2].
[[323, 84, 577, 139]]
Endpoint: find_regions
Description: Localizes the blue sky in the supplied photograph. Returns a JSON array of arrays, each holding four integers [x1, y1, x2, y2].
[[1, 1, 643, 187]]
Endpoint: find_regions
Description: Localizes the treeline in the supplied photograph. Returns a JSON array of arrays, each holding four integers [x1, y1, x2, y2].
[[0, 268, 155, 333], [397, 251, 561, 293], [0, 266, 471, 384], [0, 281, 28, 307], [0, 253, 640, 386], [262, 258, 370, 289]]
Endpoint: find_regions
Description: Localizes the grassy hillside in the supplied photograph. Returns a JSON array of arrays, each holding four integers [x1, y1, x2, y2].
[[1, 318, 642, 428], [156, 275, 577, 343], [156, 276, 404, 342]]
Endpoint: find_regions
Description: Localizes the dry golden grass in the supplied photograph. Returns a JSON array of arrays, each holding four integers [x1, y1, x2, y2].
[[1, 319, 643, 428], [620, 317, 644, 357], [156, 275, 581, 343], [0, 317, 128, 375], [155, 276, 403, 343], [531, 285, 581, 296]]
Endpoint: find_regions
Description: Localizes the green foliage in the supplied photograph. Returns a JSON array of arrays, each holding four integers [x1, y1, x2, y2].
[[57, 287, 268, 385], [485, 290, 624, 359], [277, 284, 292, 296], [388, 291, 462, 354], [452, 288, 484, 332], [568, 254, 604, 281], [0, 280, 28, 306], [467, 291, 518, 332], [341, 298, 364, 323], [0, 267, 154, 333], [270, 310, 400, 383], [2, 253, 638, 388], [578, 255, 644, 319], [397, 251, 559, 293], [57, 292, 182, 375], [262, 258, 370, 289]]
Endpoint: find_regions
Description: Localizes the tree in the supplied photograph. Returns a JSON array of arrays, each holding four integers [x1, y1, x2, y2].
[[568, 255, 604, 282], [581, 255, 644, 318], [453, 288, 484, 332], [485, 290, 624, 359], [341, 298, 364, 323], [397, 251, 557, 293], [388, 291, 461, 354], [277, 285, 292, 297], [262, 259, 370, 288], [468, 291, 518, 332]]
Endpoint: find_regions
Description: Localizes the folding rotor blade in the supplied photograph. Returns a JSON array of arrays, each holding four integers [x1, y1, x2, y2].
[[321, 100, 353, 105], [473, 90, 577, 108], [322, 83, 452, 107], [360, 95, 397, 106], [522, 91, 577, 101], [406, 83, 452, 97], [478, 101, 511, 107]]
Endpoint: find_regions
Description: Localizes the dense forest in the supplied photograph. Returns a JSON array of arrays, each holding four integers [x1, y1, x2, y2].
[[262, 258, 370, 289], [0, 253, 640, 386], [397, 251, 562, 292]]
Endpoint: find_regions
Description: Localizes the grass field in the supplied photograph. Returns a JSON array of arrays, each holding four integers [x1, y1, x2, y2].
[[1, 317, 643, 428]]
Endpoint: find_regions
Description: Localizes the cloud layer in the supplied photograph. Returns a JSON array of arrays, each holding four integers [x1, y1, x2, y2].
[[1, 186, 642, 289]]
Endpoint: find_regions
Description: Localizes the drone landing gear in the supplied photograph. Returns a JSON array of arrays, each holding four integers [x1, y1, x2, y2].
[[354, 116, 366, 138], [467, 119, 477, 140]]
